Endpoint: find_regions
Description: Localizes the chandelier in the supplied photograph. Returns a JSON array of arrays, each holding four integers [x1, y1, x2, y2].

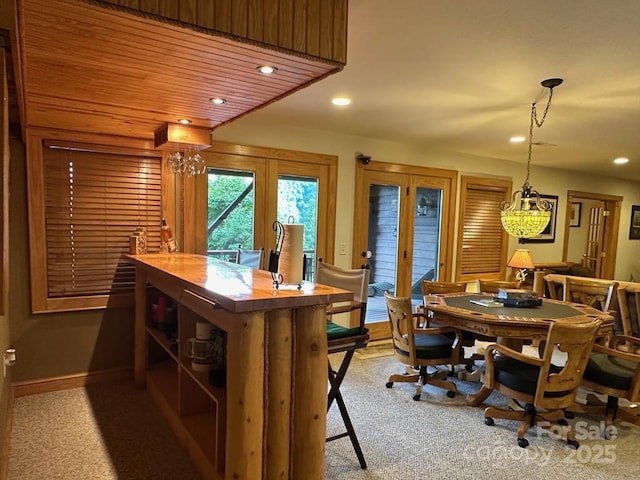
[[154, 123, 210, 176], [500, 78, 563, 239]]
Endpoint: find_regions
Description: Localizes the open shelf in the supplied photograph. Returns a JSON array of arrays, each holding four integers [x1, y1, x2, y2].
[[147, 360, 179, 415], [144, 292, 227, 479], [179, 357, 226, 405], [147, 325, 179, 361]]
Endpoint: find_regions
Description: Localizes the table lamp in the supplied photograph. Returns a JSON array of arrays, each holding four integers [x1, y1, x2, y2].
[[508, 249, 535, 283]]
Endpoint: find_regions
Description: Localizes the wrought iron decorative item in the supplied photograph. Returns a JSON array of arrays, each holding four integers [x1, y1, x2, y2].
[[269, 220, 285, 288], [500, 78, 563, 239]]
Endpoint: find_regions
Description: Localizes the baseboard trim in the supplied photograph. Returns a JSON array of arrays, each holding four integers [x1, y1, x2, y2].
[[12, 367, 133, 398]]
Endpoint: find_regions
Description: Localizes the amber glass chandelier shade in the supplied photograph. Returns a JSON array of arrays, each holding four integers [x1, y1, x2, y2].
[[500, 188, 551, 238], [500, 78, 562, 239]]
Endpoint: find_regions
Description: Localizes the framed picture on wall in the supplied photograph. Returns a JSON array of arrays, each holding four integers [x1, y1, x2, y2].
[[570, 202, 582, 227], [521, 194, 559, 243], [629, 205, 640, 239]]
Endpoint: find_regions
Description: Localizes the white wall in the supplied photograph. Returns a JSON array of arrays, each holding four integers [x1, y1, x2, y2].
[[213, 116, 640, 281]]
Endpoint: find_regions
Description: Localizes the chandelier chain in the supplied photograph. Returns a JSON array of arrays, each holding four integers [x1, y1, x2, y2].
[[525, 87, 556, 187]]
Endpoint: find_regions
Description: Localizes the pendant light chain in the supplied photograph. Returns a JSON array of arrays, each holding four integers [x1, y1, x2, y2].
[[524, 87, 555, 188]]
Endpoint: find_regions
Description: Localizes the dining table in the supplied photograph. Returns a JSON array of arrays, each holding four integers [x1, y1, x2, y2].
[[422, 292, 614, 406]]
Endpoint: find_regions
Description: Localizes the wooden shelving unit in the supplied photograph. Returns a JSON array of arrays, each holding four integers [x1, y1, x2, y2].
[[145, 298, 226, 479]]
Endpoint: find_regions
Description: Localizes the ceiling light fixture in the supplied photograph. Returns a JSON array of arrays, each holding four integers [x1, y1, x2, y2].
[[210, 97, 226, 105], [178, 118, 191, 124], [613, 157, 629, 165], [257, 65, 277, 75], [510, 136, 526, 143], [500, 78, 563, 239], [332, 97, 351, 106]]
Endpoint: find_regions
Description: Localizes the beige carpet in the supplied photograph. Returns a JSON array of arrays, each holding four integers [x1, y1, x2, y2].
[[325, 353, 640, 480], [7, 382, 202, 480], [7, 355, 640, 480], [354, 340, 394, 359]]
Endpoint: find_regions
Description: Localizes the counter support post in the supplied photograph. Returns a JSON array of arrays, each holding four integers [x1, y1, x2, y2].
[[134, 269, 148, 388], [291, 305, 328, 480]]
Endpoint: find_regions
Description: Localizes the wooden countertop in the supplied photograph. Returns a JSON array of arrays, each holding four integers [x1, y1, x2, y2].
[[125, 253, 353, 313]]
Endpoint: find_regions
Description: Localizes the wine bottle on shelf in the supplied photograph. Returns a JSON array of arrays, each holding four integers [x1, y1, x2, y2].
[[161, 218, 177, 253]]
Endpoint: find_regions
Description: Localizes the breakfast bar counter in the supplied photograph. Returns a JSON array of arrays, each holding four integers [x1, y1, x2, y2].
[[126, 253, 352, 480]]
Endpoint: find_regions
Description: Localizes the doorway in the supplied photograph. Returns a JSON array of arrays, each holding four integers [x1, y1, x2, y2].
[[353, 160, 457, 340], [562, 190, 622, 279]]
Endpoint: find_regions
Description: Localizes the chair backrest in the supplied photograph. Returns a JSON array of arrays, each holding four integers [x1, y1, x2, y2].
[[421, 280, 467, 295], [535, 318, 601, 409], [563, 277, 618, 312], [543, 274, 563, 299], [236, 247, 264, 269], [476, 279, 520, 294], [316, 262, 370, 331], [384, 291, 416, 365], [617, 285, 640, 337]]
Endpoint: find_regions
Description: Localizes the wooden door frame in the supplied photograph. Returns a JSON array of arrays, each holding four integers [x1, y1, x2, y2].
[[353, 159, 457, 340], [562, 190, 622, 279]]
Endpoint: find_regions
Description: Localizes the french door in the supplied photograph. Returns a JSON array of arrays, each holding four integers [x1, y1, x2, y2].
[[353, 162, 457, 340], [185, 144, 337, 282]]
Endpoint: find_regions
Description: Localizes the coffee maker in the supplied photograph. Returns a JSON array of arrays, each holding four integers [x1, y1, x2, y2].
[[184, 321, 225, 374]]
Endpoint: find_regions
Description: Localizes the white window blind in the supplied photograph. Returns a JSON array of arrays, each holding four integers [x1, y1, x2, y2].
[[44, 145, 161, 298]]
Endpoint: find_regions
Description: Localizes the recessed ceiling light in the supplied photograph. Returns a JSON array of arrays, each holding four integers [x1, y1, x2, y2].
[[613, 157, 629, 165], [210, 97, 226, 105], [332, 97, 351, 106], [510, 136, 526, 143], [178, 118, 191, 125], [257, 65, 277, 75]]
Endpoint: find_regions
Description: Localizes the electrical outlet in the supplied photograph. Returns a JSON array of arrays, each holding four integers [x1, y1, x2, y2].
[[339, 243, 347, 255]]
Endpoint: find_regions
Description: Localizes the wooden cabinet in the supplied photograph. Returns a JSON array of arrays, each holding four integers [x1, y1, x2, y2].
[[126, 253, 352, 480]]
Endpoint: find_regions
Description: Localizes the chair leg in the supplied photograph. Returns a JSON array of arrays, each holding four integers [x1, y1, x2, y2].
[[331, 388, 367, 469], [327, 351, 367, 469]]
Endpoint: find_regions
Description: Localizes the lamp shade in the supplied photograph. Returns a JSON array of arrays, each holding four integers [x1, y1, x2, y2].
[[507, 249, 535, 270]]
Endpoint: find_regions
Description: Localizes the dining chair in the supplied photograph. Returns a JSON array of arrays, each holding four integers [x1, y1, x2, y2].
[[475, 279, 521, 294], [562, 277, 618, 313], [467, 279, 522, 375], [236, 245, 264, 269], [384, 291, 460, 401], [481, 317, 601, 448], [420, 280, 480, 377], [571, 334, 640, 431], [618, 284, 640, 340], [316, 261, 370, 469]]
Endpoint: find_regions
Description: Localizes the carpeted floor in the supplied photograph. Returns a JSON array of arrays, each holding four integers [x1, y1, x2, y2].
[[7, 383, 203, 480], [325, 354, 640, 480], [7, 354, 640, 479]]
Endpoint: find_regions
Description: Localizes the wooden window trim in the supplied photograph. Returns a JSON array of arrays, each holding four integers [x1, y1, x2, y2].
[[27, 128, 165, 313], [186, 141, 338, 265], [456, 175, 512, 282]]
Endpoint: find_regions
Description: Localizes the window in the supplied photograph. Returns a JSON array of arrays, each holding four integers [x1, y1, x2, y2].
[[456, 176, 512, 282], [191, 142, 337, 280], [28, 133, 163, 313]]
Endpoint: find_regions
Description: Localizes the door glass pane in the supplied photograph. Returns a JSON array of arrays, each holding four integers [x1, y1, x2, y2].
[[411, 188, 442, 302], [277, 175, 318, 281], [366, 184, 400, 324], [207, 168, 255, 262]]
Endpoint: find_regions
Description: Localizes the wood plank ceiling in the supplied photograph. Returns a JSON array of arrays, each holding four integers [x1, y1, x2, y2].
[[15, 0, 344, 141]]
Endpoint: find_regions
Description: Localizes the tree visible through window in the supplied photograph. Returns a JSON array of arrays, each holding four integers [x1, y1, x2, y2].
[[207, 169, 255, 258]]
